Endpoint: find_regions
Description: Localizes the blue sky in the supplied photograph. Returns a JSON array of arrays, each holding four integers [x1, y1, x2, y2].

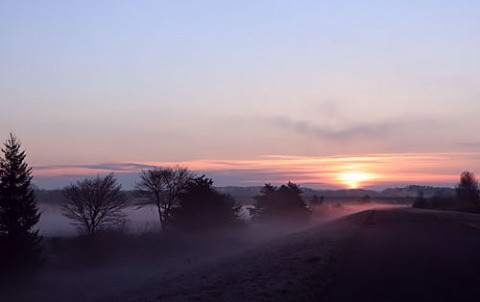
[[1, 1, 480, 188]]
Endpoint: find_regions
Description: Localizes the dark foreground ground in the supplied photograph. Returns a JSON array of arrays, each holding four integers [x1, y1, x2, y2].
[[4, 207, 480, 301], [323, 208, 480, 302], [121, 208, 480, 302]]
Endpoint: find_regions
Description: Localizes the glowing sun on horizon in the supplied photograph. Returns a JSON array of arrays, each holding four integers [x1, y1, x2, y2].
[[338, 171, 374, 189]]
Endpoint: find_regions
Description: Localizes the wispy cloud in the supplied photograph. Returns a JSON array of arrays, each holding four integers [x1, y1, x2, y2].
[[34, 162, 155, 172], [269, 115, 394, 140], [267, 115, 452, 142]]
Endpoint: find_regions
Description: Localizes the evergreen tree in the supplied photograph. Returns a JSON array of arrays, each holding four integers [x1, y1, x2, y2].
[[173, 175, 241, 231], [0, 134, 42, 273], [250, 182, 311, 223]]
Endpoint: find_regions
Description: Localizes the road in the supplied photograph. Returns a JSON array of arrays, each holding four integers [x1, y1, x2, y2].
[[323, 209, 480, 302]]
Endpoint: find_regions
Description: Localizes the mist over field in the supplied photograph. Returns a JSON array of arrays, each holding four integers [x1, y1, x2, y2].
[[35, 185, 415, 237], [37, 197, 399, 237], [6, 191, 403, 302]]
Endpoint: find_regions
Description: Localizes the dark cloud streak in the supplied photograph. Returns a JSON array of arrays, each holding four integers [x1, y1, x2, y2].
[[34, 162, 158, 172], [270, 115, 396, 140]]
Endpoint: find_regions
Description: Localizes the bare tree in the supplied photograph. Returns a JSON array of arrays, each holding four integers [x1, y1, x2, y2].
[[62, 173, 128, 236], [135, 166, 191, 232], [456, 171, 480, 211]]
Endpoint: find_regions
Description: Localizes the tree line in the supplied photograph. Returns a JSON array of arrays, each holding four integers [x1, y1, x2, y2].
[[6, 133, 479, 275], [61, 169, 247, 236], [412, 171, 480, 213], [61, 168, 312, 236], [0, 134, 311, 274]]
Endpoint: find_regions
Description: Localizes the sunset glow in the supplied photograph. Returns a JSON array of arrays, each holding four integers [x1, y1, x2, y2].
[[31, 152, 480, 189], [2, 1, 479, 190], [338, 172, 374, 189]]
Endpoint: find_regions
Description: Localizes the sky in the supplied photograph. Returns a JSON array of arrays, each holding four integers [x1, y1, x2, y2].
[[1, 1, 480, 189]]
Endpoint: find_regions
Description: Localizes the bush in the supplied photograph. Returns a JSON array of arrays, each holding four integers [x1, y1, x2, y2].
[[250, 182, 311, 224], [172, 176, 242, 231]]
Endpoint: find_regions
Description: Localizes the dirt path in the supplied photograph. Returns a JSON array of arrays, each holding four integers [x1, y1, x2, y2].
[[322, 209, 480, 302]]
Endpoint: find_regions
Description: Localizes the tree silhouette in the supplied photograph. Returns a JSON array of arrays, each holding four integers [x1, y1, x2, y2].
[[173, 175, 241, 231], [0, 134, 42, 273], [62, 173, 128, 236], [456, 171, 480, 212], [412, 191, 427, 209], [135, 166, 191, 232], [250, 182, 310, 223], [359, 194, 371, 203], [310, 195, 325, 206]]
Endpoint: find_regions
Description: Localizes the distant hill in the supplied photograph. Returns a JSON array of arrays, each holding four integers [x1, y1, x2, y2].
[[381, 185, 454, 198], [219, 185, 456, 205], [34, 185, 455, 206]]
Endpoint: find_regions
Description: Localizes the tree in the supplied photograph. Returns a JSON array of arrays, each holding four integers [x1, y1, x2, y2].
[[309, 195, 325, 206], [359, 194, 371, 204], [172, 175, 241, 231], [0, 134, 42, 272], [250, 182, 310, 223], [456, 171, 480, 212], [135, 166, 191, 232], [62, 173, 128, 236], [309, 194, 326, 215], [412, 191, 427, 209]]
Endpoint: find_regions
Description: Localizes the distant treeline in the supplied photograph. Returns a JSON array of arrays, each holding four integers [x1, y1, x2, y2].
[[35, 185, 453, 206], [412, 171, 480, 213]]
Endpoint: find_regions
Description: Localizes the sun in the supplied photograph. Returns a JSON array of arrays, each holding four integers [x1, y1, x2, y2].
[[338, 171, 373, 189]]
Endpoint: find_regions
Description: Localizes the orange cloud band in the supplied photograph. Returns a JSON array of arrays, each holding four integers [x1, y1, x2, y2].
[[33, 152, 480, 188]]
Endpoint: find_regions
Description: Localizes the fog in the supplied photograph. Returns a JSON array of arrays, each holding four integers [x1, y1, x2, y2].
[[38, 204, 162, 237], [37, 201, 402, 237], [2, 201, 405, 302]]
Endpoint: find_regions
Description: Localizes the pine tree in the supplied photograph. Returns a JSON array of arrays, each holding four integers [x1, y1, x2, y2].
[[0, 134, 42, 274]]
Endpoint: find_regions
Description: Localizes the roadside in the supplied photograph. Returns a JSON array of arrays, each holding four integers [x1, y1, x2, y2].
[[108, 211, 374, 302], [322, 208, 480, 302]]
